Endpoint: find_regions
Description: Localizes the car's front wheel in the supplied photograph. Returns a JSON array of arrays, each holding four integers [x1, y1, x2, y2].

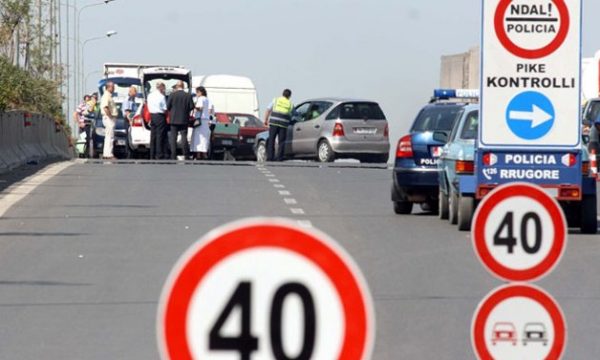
[[256, 141, 267, 163], [317, 140, 335, 163]]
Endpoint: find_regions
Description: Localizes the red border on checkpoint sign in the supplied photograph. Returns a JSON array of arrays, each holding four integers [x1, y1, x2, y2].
[[472, 183, 567, 282], [156, 218, 375, 360], [494, 0, 570, 59], [472, 284, 567, 360]]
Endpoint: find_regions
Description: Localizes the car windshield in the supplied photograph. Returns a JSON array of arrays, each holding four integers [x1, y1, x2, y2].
[[112, 83, 142, 99], [144, 77, 191, 97], [460, 111, 479, 140], [340, 102, 386, 120], [584, 100, 600, 125], [227, 114, 264, 128], [412, 105, 462, 132]]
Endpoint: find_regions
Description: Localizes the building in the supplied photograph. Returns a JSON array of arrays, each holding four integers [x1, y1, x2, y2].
[[439, 46, 480, 89]]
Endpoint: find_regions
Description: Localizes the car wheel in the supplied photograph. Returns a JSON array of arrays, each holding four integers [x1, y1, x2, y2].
[[393, 200, 413, 215], [457, 195, 475, 231], [256, 141, 267, 163], [580, 194, 598, 234], [317, 140, 335, 163], [439, 190, 449, 220], [448, 190, 458, 225], [88, 138, 95, 159]]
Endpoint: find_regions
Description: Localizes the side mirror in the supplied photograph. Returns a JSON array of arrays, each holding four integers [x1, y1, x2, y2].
[[432, 131, 449, 143]]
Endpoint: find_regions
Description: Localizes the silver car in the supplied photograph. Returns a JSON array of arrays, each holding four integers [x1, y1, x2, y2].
[[256, 98, 390, 163]]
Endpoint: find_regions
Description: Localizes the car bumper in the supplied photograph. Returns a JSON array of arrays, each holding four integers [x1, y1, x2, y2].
[[329, 138, 390, 154], [392, 167, 440, 202]]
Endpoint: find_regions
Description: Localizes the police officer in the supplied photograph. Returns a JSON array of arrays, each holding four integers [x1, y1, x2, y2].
[[264, 89, 293, 161]]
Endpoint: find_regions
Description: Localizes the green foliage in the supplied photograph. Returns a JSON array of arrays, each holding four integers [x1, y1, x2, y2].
[[0, 55, 64, 124]]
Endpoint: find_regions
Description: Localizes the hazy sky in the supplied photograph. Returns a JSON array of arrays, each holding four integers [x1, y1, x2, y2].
[[79, 0, 600, 145]]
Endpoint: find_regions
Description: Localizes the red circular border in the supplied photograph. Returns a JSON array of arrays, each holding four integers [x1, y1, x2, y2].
[[472, 183, 567, 282], [158, 221, 373, 360], [472, 284, 567, 360], [494, 0, 570, 59]]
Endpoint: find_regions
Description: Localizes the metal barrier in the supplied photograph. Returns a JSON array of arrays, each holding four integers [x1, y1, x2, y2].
[[0, 111, 72, 174]]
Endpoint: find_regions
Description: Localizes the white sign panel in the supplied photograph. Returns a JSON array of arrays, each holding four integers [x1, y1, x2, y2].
[[480, 0, 581, 148]]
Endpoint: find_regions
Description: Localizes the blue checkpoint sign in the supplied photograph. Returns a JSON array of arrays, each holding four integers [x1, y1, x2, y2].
[[505, 91, 555, 141]]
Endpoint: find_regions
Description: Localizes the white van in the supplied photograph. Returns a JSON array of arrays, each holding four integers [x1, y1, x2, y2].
[[192, 75, 259, 118]]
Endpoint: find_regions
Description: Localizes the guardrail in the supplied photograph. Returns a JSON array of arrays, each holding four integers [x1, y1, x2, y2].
[[0, 111, 72, 173]]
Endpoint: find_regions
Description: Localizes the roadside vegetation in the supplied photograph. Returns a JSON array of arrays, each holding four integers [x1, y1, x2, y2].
[[0, 0, 65, 126]]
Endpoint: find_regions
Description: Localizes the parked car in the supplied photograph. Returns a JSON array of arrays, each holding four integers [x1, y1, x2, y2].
[[222, 113, 267, 160], [192, 75, 260, 118], [130, 66, 193, 158], [522, 323, 548, 346], [89, 107, 129, 159], [254, 98, 390, 163], [436, 104, 478, 227], [391, 89, 477, 215], [210, 113, 240, 161]]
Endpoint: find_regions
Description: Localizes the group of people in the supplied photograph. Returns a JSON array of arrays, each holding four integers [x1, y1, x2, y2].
[[146, 81, 215, 160]]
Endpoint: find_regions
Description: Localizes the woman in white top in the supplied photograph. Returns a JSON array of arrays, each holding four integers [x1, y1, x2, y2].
[[191, 86, 215, 160]]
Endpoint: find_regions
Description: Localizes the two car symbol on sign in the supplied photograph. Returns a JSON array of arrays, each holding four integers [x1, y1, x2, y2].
[[491, 322, 548, 347]]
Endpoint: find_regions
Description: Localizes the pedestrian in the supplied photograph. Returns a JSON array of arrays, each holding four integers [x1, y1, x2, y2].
[[147, 82, 168, 160], [88, 92, 100, 117], [590, 116, 600, 159], [74, 95, 92, 156], [265, 89, 294, 161], [100, 82, 118, 159], [122, 86, 139, 123], [191, 86, 215, 160], [167, 81, 195, 160]]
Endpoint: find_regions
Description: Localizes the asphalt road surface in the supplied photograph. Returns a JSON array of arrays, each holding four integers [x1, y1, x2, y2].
[[0, 160, 598, 359]]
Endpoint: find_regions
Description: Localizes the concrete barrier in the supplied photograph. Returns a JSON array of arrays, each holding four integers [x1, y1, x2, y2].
[[0, 111, 72, 172]]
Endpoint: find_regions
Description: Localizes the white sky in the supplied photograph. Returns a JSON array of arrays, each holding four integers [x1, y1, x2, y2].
[[78, 0, 600, 145]]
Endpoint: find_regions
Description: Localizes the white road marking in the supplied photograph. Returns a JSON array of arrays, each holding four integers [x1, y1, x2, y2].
[[265, 174, 275, 177], [269, 179, 280, 183], [290, 208, 305, 215], [284, 198, 298, 205], [0, 162, 73, 218], [297, 220, 313, 228], [274, 184, 285, 189], [278, 190, 291, 196]]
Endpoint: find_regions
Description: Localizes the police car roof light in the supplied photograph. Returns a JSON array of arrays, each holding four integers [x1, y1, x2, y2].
[[433, 89, 480, 100]]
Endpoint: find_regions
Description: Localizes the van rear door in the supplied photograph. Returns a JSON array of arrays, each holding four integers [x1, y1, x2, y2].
[[337, 102, 387, 142]]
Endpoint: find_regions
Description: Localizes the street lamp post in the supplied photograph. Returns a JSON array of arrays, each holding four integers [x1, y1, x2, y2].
[[84, 70, 103, 95], [81, 31, 118, 94], [75, 0, 116, 102]]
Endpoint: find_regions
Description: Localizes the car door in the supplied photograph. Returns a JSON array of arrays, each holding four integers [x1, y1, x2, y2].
[[288, 102, 311, 156], [294, 101, 332, 154]]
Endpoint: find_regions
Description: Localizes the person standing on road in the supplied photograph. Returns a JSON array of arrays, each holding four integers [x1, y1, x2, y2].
[[122, 86, 139, 123], [265, 89, 294, 161], [101, 82, 118, 159], [74, 95, 92, 156], [191, 86, 215, 160], [167, 81, 195, 160], [147, 82, 168, 159]]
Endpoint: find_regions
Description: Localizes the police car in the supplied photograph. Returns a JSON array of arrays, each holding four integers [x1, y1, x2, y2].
[[391, 89, 478, 214]]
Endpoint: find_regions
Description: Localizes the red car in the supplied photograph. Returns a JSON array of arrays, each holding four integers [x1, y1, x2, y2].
[[217, 113, 267, 160], [491, 322, 517, 346]]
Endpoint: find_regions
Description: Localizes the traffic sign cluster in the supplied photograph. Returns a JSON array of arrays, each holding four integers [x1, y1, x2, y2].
[[470, 183, 567, 360]]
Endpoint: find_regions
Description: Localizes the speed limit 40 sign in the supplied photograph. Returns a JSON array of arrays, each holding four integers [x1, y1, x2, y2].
[[471, 183, 567, 282], [157, 218, 375, 360]]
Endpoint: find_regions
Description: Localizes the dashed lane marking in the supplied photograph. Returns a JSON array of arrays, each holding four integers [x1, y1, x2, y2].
[[284, 198, 298, 205], [269, 179, 280, 183], [278, 190, 291, 196], [274, 184, 285, 189], [290, 208, 305, 215], [297, 220, 313, 228]]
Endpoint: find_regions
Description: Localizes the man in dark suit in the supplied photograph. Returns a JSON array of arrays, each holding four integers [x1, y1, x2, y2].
[[167, 81, 195, 160]]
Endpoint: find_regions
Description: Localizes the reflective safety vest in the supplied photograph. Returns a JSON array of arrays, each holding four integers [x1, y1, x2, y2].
[[269, 97, 293, 128]]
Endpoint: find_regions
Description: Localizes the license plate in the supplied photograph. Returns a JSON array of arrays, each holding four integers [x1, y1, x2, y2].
[[222, 140, 233, 145], [353, 127, 376, 135], [431, 146, 442, 158], [246, 138, 255, 144], [116, 139, 126, 146]]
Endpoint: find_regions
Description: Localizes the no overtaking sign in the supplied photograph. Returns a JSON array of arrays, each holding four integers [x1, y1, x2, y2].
[[480, 0, 581, 148]]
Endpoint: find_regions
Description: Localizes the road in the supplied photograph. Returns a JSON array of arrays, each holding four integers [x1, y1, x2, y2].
[[0, 160, 598, 359]]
